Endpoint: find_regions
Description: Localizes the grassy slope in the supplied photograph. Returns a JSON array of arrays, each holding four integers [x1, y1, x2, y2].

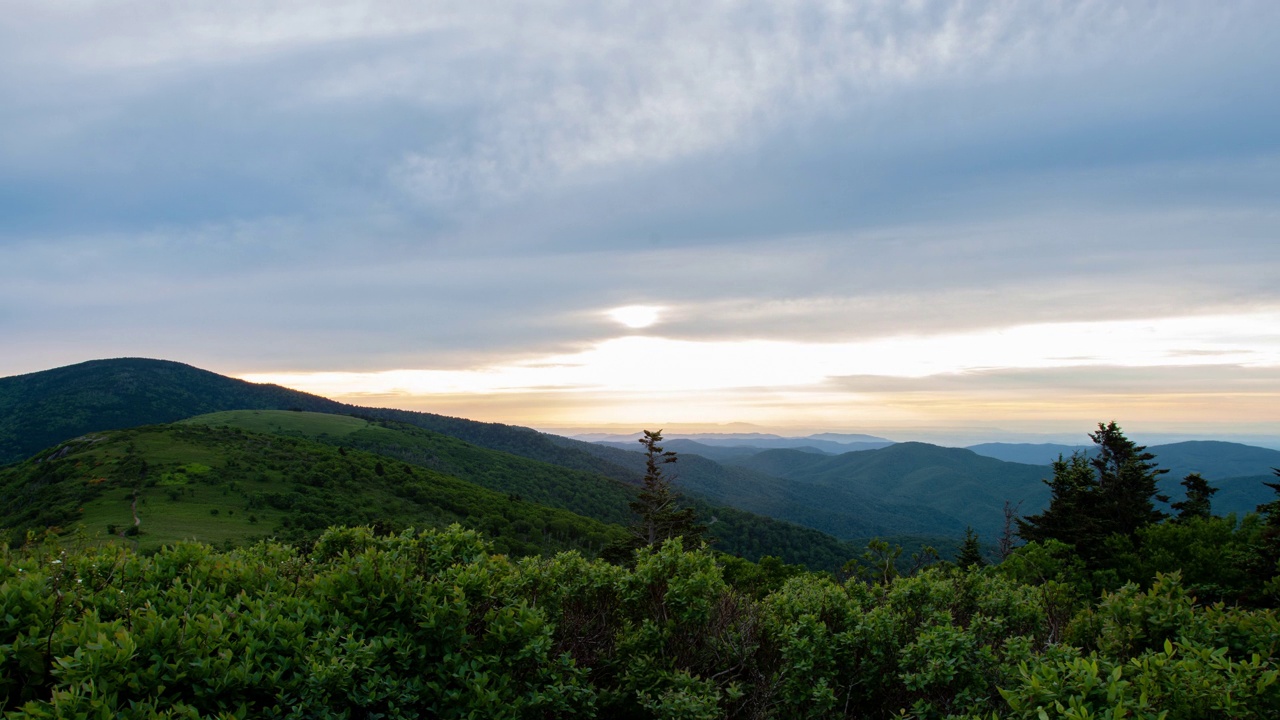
[[0, 422, 626, 557], [182, 411, 864, 570], [184, 410, 636, 526]]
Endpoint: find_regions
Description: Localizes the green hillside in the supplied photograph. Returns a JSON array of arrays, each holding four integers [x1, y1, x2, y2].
[[185, 410, 636, 526], [0, 358, 350, 465], [182, 411, 863, 570], [0, 422, 626, 557], [0, 358, 1030, 545], [0, 359, 644, 488], [1147, 441, 1280, 516]]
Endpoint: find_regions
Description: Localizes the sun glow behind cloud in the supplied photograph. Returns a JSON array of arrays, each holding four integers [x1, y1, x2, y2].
[[607, 305, 663, 329], [242, 310, 1280, 406]]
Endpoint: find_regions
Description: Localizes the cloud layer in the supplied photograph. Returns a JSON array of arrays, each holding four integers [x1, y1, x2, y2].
[[3, 1, 1278, 436]]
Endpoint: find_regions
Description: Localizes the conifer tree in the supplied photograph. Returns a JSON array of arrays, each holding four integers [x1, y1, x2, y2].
[[626, 429, 704, 548], [956, 526, 986, 569], [1170, 472, 1217, 521], [1018, 422, 1167, 563], [1089, 420, 1168, 535]]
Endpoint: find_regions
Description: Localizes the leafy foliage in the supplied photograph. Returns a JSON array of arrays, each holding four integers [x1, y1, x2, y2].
[[4, 527, 1274, 719]]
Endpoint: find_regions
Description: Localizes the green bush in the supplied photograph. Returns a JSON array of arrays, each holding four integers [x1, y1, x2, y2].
[[2, 527, 1277, 719]]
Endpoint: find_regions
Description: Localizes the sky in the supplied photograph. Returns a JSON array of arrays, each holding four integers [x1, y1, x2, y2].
[[2, 1, 1279, 444]]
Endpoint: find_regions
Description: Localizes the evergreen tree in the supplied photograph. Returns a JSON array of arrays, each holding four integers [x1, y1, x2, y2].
[[1089, 421, 1168, 535], [1170, 472, 1217, 521], [626, 429, 704, 548], [1017, 452, 1097, 548], [1018, 422, 1167, 563], [956, 526, 986, 569]]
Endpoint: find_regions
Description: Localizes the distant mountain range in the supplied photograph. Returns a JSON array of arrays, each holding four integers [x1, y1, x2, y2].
[[590, 435, 1280, 540], [574, 431, 894, 455], [965, 441, 1280, 478]]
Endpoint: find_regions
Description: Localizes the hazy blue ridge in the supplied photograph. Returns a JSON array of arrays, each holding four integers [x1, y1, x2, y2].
[[564, 437, 970, 540], [965, 443, 1093, 465]]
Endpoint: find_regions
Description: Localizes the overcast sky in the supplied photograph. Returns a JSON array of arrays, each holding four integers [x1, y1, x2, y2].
[[3, 1, 1278, 441]]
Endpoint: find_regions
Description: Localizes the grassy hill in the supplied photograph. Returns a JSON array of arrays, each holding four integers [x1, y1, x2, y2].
[[0, 360, 879, 569], [185, 410, 637, 525], [0, 358, 648, 492], [182, 411, 864, 570], [16, 358, 1271, 564], [0, 421, 628, 556], [0, 359, 1019, 544]]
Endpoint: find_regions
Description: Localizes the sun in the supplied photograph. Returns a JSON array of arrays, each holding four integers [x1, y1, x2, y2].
[[607, 305, 663, 329]]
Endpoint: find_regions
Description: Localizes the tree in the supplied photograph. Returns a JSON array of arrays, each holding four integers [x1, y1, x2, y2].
[[1017, 452, 1098, 549], [1170, 472, 1217, 521], [1088, 421, 1168, 535], [956, 526, 986, 569], [626, 429, 704, 549], [998, 500, 1023, 561], [1018, 422, 1168, 564]]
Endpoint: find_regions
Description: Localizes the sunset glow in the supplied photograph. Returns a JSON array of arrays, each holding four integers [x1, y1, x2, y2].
[[240, 309, 1280, 431]]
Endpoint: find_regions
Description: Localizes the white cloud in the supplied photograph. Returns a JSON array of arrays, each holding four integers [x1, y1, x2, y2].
[[242, 309, 1280, 397]]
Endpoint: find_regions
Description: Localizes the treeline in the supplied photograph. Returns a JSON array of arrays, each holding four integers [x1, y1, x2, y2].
[[2, 525, 1276, 719]]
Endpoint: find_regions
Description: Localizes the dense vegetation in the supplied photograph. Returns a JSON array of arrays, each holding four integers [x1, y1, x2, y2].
[[2, 523, 1277, 719], [0, 423, 625, 557]]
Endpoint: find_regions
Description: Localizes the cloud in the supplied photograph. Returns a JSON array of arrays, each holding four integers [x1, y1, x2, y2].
[[2, 0, 1279, 440], [242, 309, 1280, 396], [5, 1, 1276, 235]]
